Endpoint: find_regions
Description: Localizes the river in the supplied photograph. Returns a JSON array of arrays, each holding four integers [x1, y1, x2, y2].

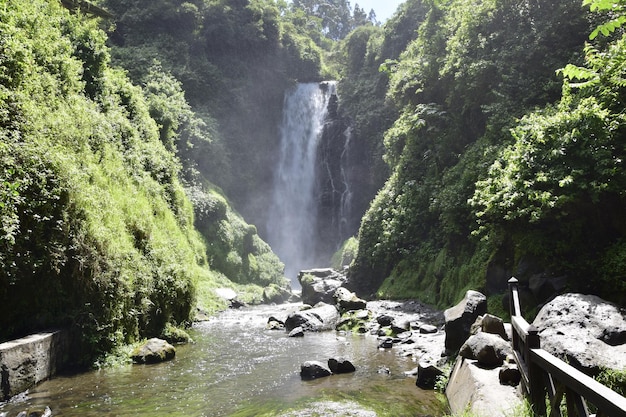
[[0, 304, 447, 417]]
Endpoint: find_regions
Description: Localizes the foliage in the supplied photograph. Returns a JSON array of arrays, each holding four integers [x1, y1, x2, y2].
[[595, 367, 626, 397], [350, 0, 593, 306], [186, 182, 286, 288], [103, 0, 328, 228], [0, 0, 289, 366], [471, 9, 626, 301], [331, 236, 358, 270], [291, 0, 377, 41]]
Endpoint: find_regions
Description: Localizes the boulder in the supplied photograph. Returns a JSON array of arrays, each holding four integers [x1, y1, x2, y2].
[[336, 309, 371, 333], [266, 316, 285, 331], [481, 314, 508, 341], [376, 314, 394, 327], [299, 268, 346, 305], [262, 284, 294, 304], [288, 327, 305, 338], [327, 357, 356, 374], [333, 287, 367, 312], [419, 324, 438, 334], [446, 357, 523, 417], [415, 360, 444, 389], [532, 293, 626, 374], [499, 362, 521, 386], [528, 274, 567, 303], [300, 361, 332, 380], [284, 303, 340, 332], [444, 290, 488, 352], [131, 338, 175, 364], [459, 333, 511, 368], [378, 338, 394, 349]]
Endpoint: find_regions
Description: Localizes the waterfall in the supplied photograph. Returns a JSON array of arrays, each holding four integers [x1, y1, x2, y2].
[[266, 82, 336, 287], [338, 126, 353, 241]]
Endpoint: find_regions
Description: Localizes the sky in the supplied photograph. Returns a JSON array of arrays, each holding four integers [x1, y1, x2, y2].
[[353, 0, 405, 22]]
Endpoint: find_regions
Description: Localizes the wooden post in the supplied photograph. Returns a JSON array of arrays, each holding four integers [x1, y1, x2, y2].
[[508, 277, 520, 352], [508, 277, 520, 317], [527, 325, 547, 416]]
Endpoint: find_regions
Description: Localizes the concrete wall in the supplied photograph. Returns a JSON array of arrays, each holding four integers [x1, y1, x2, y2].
[[0, 331, 69, 401]]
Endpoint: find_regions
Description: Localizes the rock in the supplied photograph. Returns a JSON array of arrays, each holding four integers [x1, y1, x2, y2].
[[416, 360, 444, 389], [284, 303, 340, 332], [528, 274, 567, 303], [298, 268, 346, 305], [131, 338, 176, 364], [377, 366, 391, 374], [378, 338, 394, 349], [263, 284, 293, 304], [336, 309, 371, 333], [300, 361, 332, 380], [459, 333, 511, 368], [160, 324, 192, 345], [499, 363, 521, 386], [333, 287, 367, 312], [532, 293, 626, 374], [266, 316, 285, 330], [444, 290, 488, 352], [481, 314, 508, 341], [390, 318, 411, 334], [376, 314, 394, 327], [446, 357, 523, 417], [288, 326, 305, 337], [419, 324, 438, 334], [327, 357, 356, 374], [229, 298, 246, 309]]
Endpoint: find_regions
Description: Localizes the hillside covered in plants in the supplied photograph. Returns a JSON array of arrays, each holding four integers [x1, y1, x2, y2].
[[346, 0, 626, 310]]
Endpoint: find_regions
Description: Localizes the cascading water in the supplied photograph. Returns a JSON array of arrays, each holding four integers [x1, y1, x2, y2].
[[266, 82, 336, 286]]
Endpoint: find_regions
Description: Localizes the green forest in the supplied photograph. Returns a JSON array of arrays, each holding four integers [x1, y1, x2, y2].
[[1, 0, 626, 365]]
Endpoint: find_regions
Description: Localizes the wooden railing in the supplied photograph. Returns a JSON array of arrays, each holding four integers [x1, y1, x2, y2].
[[508, 277, 626, 417]]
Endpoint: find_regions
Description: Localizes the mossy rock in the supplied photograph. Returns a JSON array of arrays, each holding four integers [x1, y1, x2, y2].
[[160, 323, 192, 344], [131, 338, 176, 364]]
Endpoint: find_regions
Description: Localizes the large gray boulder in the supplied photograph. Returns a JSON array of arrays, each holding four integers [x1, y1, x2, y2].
[[333, 287, 367, 313], [299, 268, 346, 305], [131, 338, 176, 364], [459, 332, 512, 368], [415, 359, 444, 389], [284, 303, 340, 332], [444, 290, 488, 352], [532, 293, 626, 374], [446, 357, 523, 417]]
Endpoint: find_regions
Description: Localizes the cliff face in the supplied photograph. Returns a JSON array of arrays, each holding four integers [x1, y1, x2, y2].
[[315, 92, 353, 262]]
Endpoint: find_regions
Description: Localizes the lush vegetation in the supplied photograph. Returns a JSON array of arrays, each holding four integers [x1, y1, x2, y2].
[[0, 0, 286, 365], [348, 0, 626, 308]]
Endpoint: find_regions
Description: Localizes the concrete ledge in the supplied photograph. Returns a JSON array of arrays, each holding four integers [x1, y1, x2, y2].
[[0, 330, 69, 401], [446, 357, 522, 417]]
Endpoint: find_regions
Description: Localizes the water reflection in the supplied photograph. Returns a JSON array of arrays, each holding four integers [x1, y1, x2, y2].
[[0, 304, 446, 416]]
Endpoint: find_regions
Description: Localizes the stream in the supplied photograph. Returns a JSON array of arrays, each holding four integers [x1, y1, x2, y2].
[[0, 304, 447, 417]]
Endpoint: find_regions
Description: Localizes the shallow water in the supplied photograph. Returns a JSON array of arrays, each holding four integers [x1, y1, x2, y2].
[[0, 304, 447, 417]]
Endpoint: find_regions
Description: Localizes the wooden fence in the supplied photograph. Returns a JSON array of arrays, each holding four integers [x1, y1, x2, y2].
[[508, 277, 626, 417]]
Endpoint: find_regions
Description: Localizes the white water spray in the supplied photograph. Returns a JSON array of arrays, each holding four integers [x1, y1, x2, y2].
[[266, 82, 336, 287]]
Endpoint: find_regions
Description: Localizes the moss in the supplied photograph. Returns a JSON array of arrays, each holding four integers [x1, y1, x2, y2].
[[335, 310, 371, 333], [331, 237, 359, 270], [160, 323, 192, 344]]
